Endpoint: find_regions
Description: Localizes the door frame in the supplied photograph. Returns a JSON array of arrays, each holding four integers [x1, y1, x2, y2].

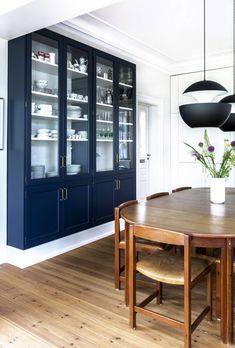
[[137, 94, 165, 198]]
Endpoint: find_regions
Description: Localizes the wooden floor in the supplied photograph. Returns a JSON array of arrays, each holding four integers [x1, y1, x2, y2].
[[0, 237, 232, 348]]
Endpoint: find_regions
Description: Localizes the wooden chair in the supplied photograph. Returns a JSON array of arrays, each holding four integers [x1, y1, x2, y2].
[[146, 191, 169, 200], [115, 195, 168, 305], [216, 257, 235, 319], [129, 224, 215, 348], [172, 186, 192, 193]]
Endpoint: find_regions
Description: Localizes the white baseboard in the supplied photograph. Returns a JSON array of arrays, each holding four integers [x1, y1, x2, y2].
[[4, 221, 115, 269]]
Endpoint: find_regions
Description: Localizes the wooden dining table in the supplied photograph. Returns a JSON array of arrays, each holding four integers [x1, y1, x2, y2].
[[120, 187, 235, 345]]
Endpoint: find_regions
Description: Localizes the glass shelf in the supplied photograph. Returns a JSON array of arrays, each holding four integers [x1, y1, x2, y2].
[[32, 91, 58, 99]]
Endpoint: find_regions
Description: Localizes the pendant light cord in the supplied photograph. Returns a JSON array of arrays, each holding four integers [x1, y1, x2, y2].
[[233, 0, 235, 93], [204, 0, 206, 80]]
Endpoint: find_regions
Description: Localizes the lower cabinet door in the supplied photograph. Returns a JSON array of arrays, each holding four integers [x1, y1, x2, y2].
[[93, 177, 115, 225], [115, 175, 136, 207], [63, 181, 91, 236], [25, 184, 62, 248]]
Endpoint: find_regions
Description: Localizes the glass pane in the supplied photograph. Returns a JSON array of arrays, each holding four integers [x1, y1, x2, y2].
[[66, 46, 89, 175], [96, 56, 114, 172], [119, 65, 134, 170], [31, 33, 59, 179]]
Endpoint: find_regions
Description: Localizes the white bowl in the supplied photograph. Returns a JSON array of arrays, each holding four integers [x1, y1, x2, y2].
[[35, 80, 48, 89], [67, 164, 81, 173], [67, 129, 75, 137]]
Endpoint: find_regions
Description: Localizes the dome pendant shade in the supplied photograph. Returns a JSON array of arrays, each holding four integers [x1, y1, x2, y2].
[[183, 80, 228, 102], [220, 113, 235, 131], [179, 103, 231, 128], [184, 80, 227, 94]]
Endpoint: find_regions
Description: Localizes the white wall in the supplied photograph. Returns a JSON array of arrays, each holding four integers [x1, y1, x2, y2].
[[0, 39, 8, 263]]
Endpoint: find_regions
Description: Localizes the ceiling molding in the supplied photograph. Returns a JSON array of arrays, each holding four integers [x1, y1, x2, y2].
[[60, 15, 173, 73]]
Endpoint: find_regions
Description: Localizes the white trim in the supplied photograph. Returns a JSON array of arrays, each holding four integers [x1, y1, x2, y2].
[[4, 221, 115, 269]]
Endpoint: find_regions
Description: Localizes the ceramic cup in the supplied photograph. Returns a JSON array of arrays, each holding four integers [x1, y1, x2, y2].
[[49, 52, 56, 64]]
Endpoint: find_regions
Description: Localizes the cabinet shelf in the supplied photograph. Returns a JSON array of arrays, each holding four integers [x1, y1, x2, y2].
[[67, 117, 88, 121], [119, 140, 133, 142], [67, 68, 88, 79], [31, 137, 58, 141], [96, 103, 113, 109], [32, 113, 58, 119], [97, 139, 113, 142], [119, 106, 133, 111], [96, 76, 113, 88], [96, 120, 113, 124], [32, 58, 58, 74], [32, 91, 58, 99], [67, 139, 88, 142], [119, 82, 133, 88], [67, 98, 88, 104], [119, 122, 133, 126]]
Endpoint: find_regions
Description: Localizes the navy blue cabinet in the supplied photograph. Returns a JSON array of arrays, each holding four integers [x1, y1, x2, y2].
[[63, 181, 92, 236], [8, 29, 136, 250]]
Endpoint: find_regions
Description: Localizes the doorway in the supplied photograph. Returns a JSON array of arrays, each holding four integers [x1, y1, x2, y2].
[[137, 101, 161, 200]]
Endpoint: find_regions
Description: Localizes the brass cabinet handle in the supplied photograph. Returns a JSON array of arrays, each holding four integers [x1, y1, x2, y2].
[[60, 156, 64, 168], [114, 179, 118, 190], [118, 179, 121, 190], [59, 188, 64, 201], [115, 153, 119, 163], [63, 156, 67, 168], [64, 188, 68, 200]]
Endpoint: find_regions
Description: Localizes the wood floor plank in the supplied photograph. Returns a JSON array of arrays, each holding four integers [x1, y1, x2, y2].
[[0, 236, 231, 347]]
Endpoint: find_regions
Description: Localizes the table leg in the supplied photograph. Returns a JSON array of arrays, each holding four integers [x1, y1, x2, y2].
[[221, 239, 233, 345]]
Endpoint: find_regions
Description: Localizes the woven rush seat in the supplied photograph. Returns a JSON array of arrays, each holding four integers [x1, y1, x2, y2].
[[137, 250, 214, 285]]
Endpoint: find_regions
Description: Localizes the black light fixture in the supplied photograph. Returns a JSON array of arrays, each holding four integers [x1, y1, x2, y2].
[[219, 0, 235, 132], [179, 0, 231, 128]]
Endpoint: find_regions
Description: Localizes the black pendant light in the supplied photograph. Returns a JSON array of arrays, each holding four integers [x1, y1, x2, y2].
[[179, 0, 231, 128], [219, 0, 235, 131]]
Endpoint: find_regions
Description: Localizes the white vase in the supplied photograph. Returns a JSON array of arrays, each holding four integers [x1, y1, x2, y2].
[[210, 178, 225, 204]]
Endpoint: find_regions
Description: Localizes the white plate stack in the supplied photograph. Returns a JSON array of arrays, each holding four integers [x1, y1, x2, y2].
[[31, 165, 46, 179], [67, 105, 82, 118], [37, 104, 53, 115]]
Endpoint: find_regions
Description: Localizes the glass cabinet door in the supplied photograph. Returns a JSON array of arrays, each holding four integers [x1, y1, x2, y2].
[[96, 56, 114, 172], [66, 45, 89, 175], [31, 33, 60, 180], [118, 64, 134, 171]]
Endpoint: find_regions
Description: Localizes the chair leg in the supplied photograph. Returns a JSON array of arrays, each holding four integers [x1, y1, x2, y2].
[[207, 271, 212, 321], [216, 262, 221, 319], [114, 236, 121, 290], [129, 229, 136, 328], [157, 282, 162, 305]]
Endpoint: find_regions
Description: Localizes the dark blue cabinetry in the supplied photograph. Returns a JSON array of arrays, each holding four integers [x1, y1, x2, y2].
[[8, 29, 136, 250]]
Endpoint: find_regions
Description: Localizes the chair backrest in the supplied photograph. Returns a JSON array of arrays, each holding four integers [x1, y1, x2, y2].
[[146, 192, 169, 200], [172, 186, 192, 193], [114, 200, 138, 238], [132, 225, 187, 246]]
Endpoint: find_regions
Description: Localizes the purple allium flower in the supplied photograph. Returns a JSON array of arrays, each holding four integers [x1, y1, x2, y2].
[[193, 152, 201, 160], [231, 140, 235, 147], [208, 145, 215, 152], [198, 142, 203, 147]]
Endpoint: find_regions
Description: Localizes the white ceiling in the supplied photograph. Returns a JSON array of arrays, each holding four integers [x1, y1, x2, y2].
[[89, 0, 233, 63], [0, 0, 120, 40], [1, 0, 233, 72]]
